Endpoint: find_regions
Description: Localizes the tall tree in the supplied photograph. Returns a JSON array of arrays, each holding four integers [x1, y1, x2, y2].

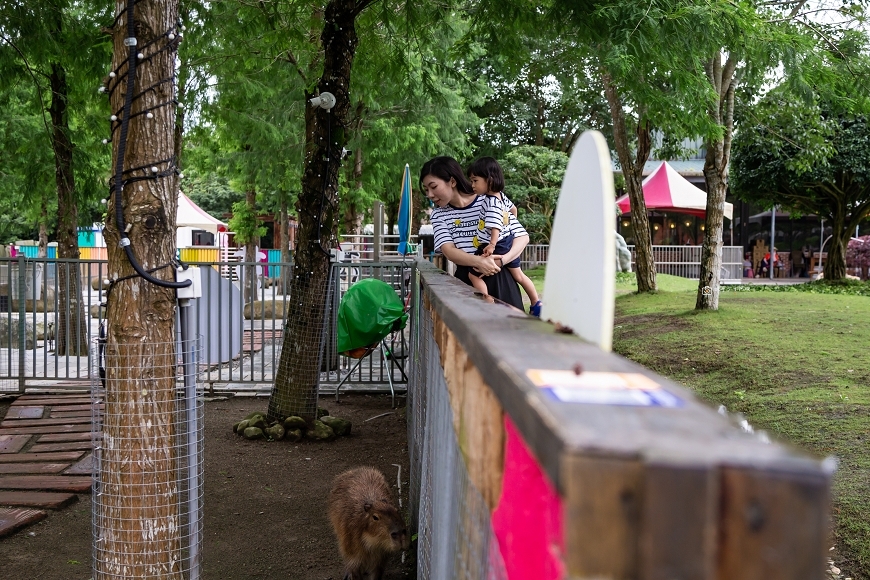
[[98, 0, 186, 575], [269, 0, 367, 421], [732, 96, 870, 281], [0, 1, 110, 353]]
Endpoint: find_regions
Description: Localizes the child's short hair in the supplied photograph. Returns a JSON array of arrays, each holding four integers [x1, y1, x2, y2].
[[467, 157, 505, 192]]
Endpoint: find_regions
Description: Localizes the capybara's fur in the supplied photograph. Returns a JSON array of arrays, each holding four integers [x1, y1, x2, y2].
[[328, 466, 409, 580]]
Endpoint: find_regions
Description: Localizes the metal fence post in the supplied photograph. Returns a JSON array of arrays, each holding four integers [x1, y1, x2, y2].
[[17, 254, 25, 393]]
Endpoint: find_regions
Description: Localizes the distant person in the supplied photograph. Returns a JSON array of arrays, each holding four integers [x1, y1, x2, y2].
[[466, 157, 542, 317], [761, 247, 780, 276], [791, 248, 805, 277], [743, 253, 754, 278], [801, 245, 811, 277], [420, 156, 528, 311]]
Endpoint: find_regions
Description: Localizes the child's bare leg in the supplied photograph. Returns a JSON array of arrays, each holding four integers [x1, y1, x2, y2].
[[508, 267, 539, 303], [469, 272, 488, 294]]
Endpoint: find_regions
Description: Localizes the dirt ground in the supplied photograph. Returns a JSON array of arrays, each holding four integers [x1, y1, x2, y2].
[[0, 393, 416, 580]]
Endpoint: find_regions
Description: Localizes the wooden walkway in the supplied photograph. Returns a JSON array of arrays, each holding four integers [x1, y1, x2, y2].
[[0, 393, 97, 538]]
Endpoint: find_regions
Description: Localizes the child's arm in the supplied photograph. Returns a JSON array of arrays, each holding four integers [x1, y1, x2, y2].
[[510, 206, 517, 217], [483, 227, 501, 256]]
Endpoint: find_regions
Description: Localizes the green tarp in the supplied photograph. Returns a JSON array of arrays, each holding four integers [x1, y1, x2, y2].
[[337, 278, 408, 354]]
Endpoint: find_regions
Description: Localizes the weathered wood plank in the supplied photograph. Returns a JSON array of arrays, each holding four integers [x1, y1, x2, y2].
[[0, 507, 47, 537], [0, 435, 31, 454], [0, 424, 92, 435], [4, 406, 45, 419], [1, 416, 92, 427], [50, 410, 94, 419], [0, 451, 84, 463], [28, 441, 94, 453], [562, 455, 643, 580], [0, 475, 92, 492], [639, 463, 719, 580], [0, 462, 71, 474], [717, 467, 829, 580], [63, 454, 94, 476], [49, 404, 102, 413], [37, 432, 97, 443], [11, 397, 93, 406], [0, 491, 78, 509]]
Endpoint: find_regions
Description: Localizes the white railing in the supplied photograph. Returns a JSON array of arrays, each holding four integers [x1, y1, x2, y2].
[[521, 244, 549, 269], [627, 245, 743, 282], [338, 234, 419, 262]]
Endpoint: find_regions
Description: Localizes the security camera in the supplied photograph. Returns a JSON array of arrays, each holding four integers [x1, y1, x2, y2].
[[309, 92, 336, 110]]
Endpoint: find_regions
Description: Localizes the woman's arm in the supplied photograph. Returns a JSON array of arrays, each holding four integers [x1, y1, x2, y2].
[[439, 243, 501, 276], [493, 234, 529, 265]]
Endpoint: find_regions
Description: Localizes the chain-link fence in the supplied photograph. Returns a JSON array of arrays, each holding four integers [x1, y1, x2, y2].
[[407, 291, 507, 580], [0, 257, 407, 396]]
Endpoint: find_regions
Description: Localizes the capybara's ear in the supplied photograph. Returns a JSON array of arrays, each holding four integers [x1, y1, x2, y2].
[[364, 503, 372, 512]]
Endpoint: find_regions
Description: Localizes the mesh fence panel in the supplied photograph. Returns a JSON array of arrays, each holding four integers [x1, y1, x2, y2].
[[408, 294, 507, 580], [268, 264, 333, 419], [91, 337, 204, 579]]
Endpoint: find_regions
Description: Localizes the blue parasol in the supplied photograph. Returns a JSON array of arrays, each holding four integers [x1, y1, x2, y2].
[[397, 163, 413, 255]]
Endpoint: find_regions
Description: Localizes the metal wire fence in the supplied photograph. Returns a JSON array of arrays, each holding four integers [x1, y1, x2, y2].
[[91, 337, 204, 580], [407, 294, 507, 580], [0, 257, 408, 395]]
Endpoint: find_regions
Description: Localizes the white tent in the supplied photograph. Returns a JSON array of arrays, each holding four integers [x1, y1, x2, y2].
[[177, 192, 228, 248]]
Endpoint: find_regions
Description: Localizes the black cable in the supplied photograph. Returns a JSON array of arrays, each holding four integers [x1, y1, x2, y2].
[[111, 0, 190, 289]]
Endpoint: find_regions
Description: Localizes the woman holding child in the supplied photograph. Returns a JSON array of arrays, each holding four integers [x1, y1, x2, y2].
[[420, 156, 539, 315]]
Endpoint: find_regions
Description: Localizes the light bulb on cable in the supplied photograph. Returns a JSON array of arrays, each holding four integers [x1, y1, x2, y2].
[[146, 112, 154, 119], [109, 71, 116, 78], [110, 115, 117, 121]]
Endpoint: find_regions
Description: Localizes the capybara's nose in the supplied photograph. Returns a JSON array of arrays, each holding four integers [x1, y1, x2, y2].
[[391, 532, 400, 540]]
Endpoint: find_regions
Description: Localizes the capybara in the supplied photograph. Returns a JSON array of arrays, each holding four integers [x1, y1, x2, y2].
[[328, 466, 409, 580]]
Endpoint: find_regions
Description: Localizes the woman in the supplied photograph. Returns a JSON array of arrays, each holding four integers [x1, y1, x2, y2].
[[420, 156, 528, 310]]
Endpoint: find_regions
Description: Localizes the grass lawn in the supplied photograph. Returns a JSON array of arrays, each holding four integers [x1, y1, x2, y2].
[[532, 268, 870, 579]]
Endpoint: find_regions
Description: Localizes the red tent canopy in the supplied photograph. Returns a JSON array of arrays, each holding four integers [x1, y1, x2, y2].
[[616, 162, 733, 220]]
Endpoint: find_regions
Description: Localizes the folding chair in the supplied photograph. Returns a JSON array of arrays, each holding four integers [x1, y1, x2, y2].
[[334, 278, 409, 407]]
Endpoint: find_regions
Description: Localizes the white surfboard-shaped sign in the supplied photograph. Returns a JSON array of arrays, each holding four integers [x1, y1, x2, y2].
[[541, 130, 615, 351]]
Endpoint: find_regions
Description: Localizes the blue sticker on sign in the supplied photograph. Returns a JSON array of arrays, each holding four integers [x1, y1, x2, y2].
[[526, 369, 683, 408]]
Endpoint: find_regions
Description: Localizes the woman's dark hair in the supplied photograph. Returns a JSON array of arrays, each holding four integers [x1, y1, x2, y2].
[[467, 156, 504, 192], [419, 156, 473, 195]]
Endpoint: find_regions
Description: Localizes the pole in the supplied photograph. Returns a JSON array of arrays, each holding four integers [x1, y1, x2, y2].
[[769, 207, 776, 280], [17, 254, 25, 393], [373, 200, 383, 263], [179, 298, 201, 579]]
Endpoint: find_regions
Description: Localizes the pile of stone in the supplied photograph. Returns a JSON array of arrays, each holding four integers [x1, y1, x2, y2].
[[232, 409, 351, 442]]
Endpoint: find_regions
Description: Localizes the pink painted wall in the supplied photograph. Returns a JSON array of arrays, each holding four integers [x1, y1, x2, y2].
[[491, 416, 565, 580]]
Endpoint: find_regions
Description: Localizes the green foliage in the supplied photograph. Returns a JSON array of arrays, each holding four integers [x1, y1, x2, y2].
[[183, 171, 244, 220], [0, 0, 113, 239], [500, 145, 568, 243], [227, 200, 267, 246], [721, 280, 870, 297], [732, 96, 870, 225]]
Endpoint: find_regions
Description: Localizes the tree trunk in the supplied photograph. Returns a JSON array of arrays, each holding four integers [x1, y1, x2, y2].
[[601, 70, 656, 292], [98, 0, 184, 576], [824, 213, 848, 280], [269, 0, 358, 422], [37, 198, 48, 258], [697, 53, 737, 311], [244, 188, 258, 303], [48, 61, 89, 356]]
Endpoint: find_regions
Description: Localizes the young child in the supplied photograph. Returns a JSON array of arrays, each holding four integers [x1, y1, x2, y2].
[[467, 157, 542, 317]]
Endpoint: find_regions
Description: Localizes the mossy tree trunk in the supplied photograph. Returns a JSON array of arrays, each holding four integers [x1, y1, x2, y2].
[[602, 69, 656, 293], [269, 0, 361, 422], [697, 53, 736, 311]]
